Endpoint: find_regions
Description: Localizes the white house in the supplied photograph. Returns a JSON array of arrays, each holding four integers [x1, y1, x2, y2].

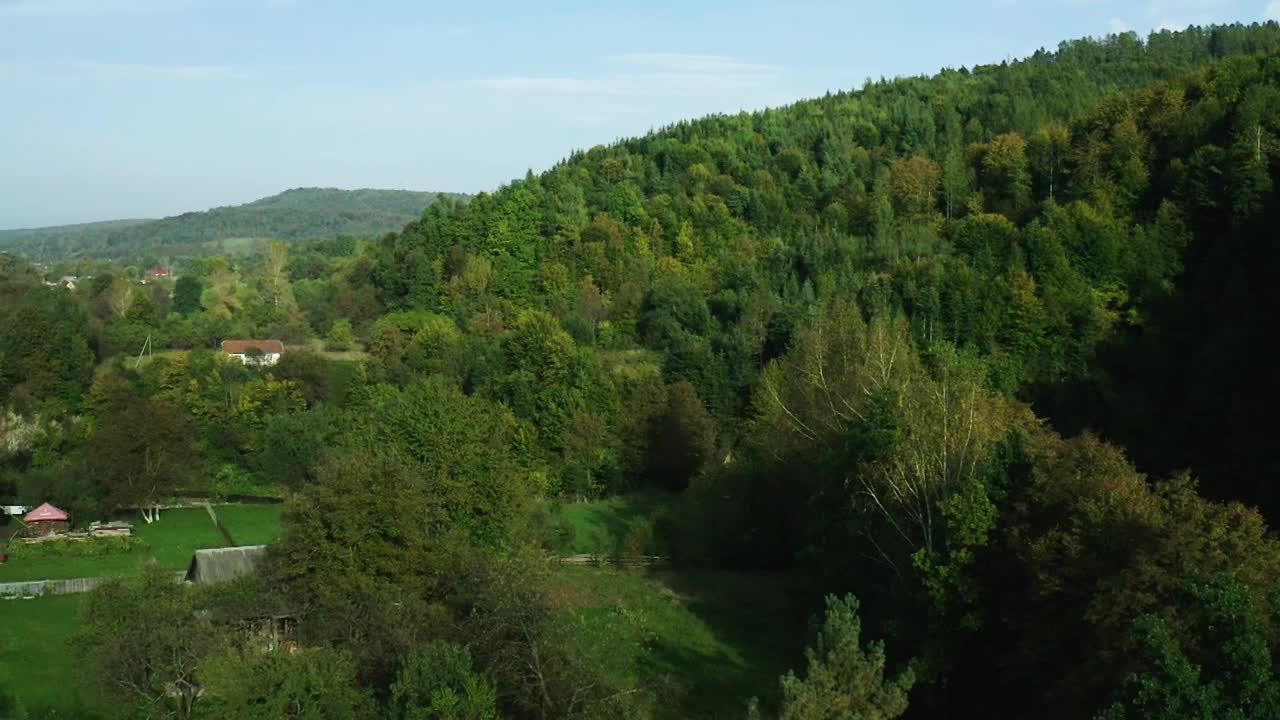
[[220, 339, 285, 366]]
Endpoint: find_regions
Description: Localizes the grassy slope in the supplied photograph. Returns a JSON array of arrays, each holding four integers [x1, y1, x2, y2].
[[214, 504, 283, 546], [98, 348, 369, 372], [555, 566, 812, 719], [0, 505, 283, 582], [0, 594, 87, 717], [0, 496, 804, 719], [546, 493, 813, 717], [549, 492, 675, 555], [0, 567, 803, 720]]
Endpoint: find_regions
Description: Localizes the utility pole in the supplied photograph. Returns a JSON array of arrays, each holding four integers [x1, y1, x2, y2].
[[134, 333, 153, 368]]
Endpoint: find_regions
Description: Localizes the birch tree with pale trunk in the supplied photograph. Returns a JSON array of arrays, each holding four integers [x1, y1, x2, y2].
[[106, 275, 136, 320], [756, 299, 1017, 576]]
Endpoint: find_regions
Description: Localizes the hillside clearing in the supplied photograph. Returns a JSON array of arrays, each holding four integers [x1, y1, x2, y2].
[[555, 566, 813, 718], [0, 504, 283, 583]]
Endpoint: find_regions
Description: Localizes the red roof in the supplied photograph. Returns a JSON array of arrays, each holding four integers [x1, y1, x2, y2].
[[220, 340, 285, 355], [148, 267, 170, 276], [24, 502, 68, 522]]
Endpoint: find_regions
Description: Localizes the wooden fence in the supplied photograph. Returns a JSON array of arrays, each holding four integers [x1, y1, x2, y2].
[[0, 571, 186, 598], [557, 554, 670, 568], [0, 554, 666, 597]]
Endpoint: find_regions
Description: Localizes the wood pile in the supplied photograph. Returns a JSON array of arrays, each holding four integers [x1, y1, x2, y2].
[[19, 521, 134, 544]]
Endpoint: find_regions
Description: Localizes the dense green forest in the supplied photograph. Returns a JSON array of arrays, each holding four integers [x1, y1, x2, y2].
[[3, 22, 1280, 720], [0, 188, 461, 261], [0, 219, 152, 259]]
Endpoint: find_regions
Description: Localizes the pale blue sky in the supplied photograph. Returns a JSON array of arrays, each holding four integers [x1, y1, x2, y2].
[[1, 0, 1275, 228]]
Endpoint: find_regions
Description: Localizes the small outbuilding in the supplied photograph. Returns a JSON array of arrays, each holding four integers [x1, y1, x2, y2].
[[22, 502, 70, 536], [186, 545, 267, 585]]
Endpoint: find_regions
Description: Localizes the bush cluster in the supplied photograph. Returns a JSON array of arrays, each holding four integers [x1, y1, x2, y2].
[[6, 534, 147, 558]]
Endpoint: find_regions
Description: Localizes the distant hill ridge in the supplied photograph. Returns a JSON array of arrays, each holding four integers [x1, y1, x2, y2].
[[0, 187, 464, 260]]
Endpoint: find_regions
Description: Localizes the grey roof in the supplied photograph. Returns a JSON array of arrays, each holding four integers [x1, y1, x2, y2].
[[186, 545, 267, 585]]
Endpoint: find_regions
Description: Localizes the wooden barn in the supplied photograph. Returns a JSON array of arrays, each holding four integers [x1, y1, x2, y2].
[[22, 503, 69, 536], [243, 615, 299, 654], [185, 545, 267, 584]]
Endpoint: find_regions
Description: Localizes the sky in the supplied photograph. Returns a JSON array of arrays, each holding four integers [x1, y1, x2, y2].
[[1, 0, 1277, 229]]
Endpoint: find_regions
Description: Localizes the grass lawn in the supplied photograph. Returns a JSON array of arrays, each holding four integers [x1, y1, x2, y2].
[[552, 565, 815, 719], [94, 348, 187, 377], [97, 346, 370, 375], [549, 492, 675, 555], [211, 236, 271, 254], [0, 594, 89, 718], [0, 504, 283, 583], [213, 504, 284, 546]]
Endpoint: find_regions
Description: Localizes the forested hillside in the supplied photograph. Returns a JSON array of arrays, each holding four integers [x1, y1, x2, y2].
[[3, 22, 1280, 720], [0, 219, 152, 259], [0, 188, 460, 261]]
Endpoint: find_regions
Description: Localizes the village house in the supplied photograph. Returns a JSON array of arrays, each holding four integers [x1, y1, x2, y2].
[[220, 339, 285, 366]]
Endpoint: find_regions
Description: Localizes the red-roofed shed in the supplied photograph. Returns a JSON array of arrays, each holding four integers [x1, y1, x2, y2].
[[23, 502, 70, 536]]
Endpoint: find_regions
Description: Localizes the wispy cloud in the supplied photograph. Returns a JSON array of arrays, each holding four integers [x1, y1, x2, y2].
[[1110, 16, 1132, 32], [480, 52, 781, 98], [1266, 0, 1280, 20], [1146, 0, 1232, 13], [1145, 0, 1231, 29]]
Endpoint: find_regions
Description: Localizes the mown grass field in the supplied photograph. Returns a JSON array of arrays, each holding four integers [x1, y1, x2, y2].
[[0, 594, 88, 718], [0, 504, 283, 583]]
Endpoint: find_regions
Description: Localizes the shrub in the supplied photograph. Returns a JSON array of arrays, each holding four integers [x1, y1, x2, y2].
[[210, 464, 277, 499], [389, 641, 499, 720], [618, 517, 658, 558], [326, 319, 355, 351], [6, 534, 147, 559]]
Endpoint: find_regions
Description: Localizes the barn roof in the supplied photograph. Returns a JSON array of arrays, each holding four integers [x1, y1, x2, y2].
[[186, 545, 267, 585], [23, 502, 68, 522], [220, 340, 284, 355]]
